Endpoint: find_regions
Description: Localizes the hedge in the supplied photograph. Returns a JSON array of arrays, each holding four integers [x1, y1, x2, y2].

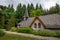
[[10, 27, 17, 32], [17, 28, 33, 34], [0, 29, 5, 37], [33, 30, 56, 37]]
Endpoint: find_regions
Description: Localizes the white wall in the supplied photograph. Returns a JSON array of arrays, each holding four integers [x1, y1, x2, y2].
[[31, 19, 44, 30]]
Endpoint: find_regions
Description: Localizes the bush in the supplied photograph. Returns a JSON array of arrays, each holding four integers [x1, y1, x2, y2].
[[55, 31, 60, 38], [6, 26, 11, 31], [10, 27, 17, 32], [33, 30, 56, 37], [17, 28, 33, 34], [0, 29, 5, 37]]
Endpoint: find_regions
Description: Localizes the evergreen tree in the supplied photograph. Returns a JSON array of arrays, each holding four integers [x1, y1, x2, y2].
[[30, 3, 34, 10], [16, 3, 23, 23], [39, 4, 43, 10], [55, 3, 60, 13], [48, 3, 60, 14], [27, 4, 30, 16], [27, 3, 34, 16], [0, 10, 5, 28], [7, 15, 15, 30], [36, 3, 39, 10], [10, 4, 14, 12], [22, 4, 26, 14]]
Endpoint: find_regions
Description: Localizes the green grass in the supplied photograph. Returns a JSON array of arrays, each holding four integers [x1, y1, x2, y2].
[[0, 34, 40, 40]]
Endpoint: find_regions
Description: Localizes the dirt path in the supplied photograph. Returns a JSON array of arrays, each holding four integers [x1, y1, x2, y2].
[[4, 31, 60, 40]]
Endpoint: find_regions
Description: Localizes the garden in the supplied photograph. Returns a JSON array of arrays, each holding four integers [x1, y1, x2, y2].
[[0, 27, 60, 40], [10, 27, 60, 38], [0, 29, 39, 40]]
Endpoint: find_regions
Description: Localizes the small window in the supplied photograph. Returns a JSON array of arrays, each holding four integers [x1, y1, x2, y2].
[[38, 23, 41, 28], [34, 23, 37, 28]]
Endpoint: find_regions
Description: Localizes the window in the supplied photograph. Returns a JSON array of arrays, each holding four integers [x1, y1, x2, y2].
[[38, 23, 41, 28], [34, 23, 37, 28]]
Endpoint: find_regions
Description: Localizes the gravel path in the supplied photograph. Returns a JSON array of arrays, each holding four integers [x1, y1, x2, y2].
[[4, 31, 60, 40]]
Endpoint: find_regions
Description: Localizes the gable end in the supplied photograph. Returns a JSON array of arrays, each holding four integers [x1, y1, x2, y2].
[[29, 16, 46, 28]]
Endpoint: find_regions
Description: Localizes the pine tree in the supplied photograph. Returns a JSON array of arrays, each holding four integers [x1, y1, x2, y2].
[[27, 3, 34, 16], [39, 4, 43, 10], [36, 3, 39, 10], [55, 3, 60, 13], [0, 10, 5, 28], [10, 4, 14, 12], [27, 4, 30, 15], [16, 3, 23, 23], [30, 3, 34, 10], [7, 15, 15, 30], [22, 4, 26, 14]]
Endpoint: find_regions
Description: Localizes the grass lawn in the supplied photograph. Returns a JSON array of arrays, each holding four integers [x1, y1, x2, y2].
[[0, 34, 40, 40]]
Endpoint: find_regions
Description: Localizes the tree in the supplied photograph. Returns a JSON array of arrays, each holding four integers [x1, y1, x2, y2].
[[10, 4, 14, 12], [39, 4, 43, 10], [27, 4, 30, 16], [7, 15, 15, 30], [0, 10, 5, 28], [55, 3, 60, 13], [30, 9, 43, 17], [22, 4, 26, 14], [49, 7, 57, 14], [48, 3, 60, 14], [7, 4, 14, 12], [30, 3, 34, 10], [36, 3, 39, 10], [16, 3, 23, 23], [27, 3, 34, 16]]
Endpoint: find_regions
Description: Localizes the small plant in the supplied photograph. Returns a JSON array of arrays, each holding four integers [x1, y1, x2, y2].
[[17, 28, 33, 34], [55, 31, 60, 38], [0, 29, 5, 37], [10, 27, 17, 32], [33, 30, 56, 37]]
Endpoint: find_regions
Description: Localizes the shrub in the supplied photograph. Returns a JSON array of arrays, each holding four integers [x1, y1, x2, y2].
[[17, 28, 33, 34], [6, 26, 11, 31], [33, 30, 56, 37], [55, 31, 60, 38], [10, 27, 17, 32], [0, 29, 5, 37]]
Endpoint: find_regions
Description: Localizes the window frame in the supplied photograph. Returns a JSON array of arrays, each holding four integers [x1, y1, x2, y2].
[[34, 23, 37, 28], [38, 23, 41, 28]]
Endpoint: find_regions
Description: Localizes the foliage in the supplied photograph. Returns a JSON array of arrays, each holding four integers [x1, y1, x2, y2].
[[55, 31, 60, 38], [0, 10, 5, 28], [17, 28, 33, 34], [27, 3, 34, 16], [32, 30, 60, 38], [6, 15, 15, 31], [0, 29, 5, 37], [47, 3, 60, 14], [33, 30, 56, 37], [0, 3, 60, 30], [30, 9, 43, 17], [36, 3, 39, 10], [17, 28, 60, 38], [10, 27, 17, 32], [15, 3, 25, 23]]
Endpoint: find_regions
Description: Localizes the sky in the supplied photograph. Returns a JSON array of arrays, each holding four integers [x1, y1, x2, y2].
[[0, 0, 60, 10]]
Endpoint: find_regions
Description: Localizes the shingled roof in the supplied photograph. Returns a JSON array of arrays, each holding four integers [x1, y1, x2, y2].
[[18, 14, 60, 28], [40, 14, 60, 28]]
